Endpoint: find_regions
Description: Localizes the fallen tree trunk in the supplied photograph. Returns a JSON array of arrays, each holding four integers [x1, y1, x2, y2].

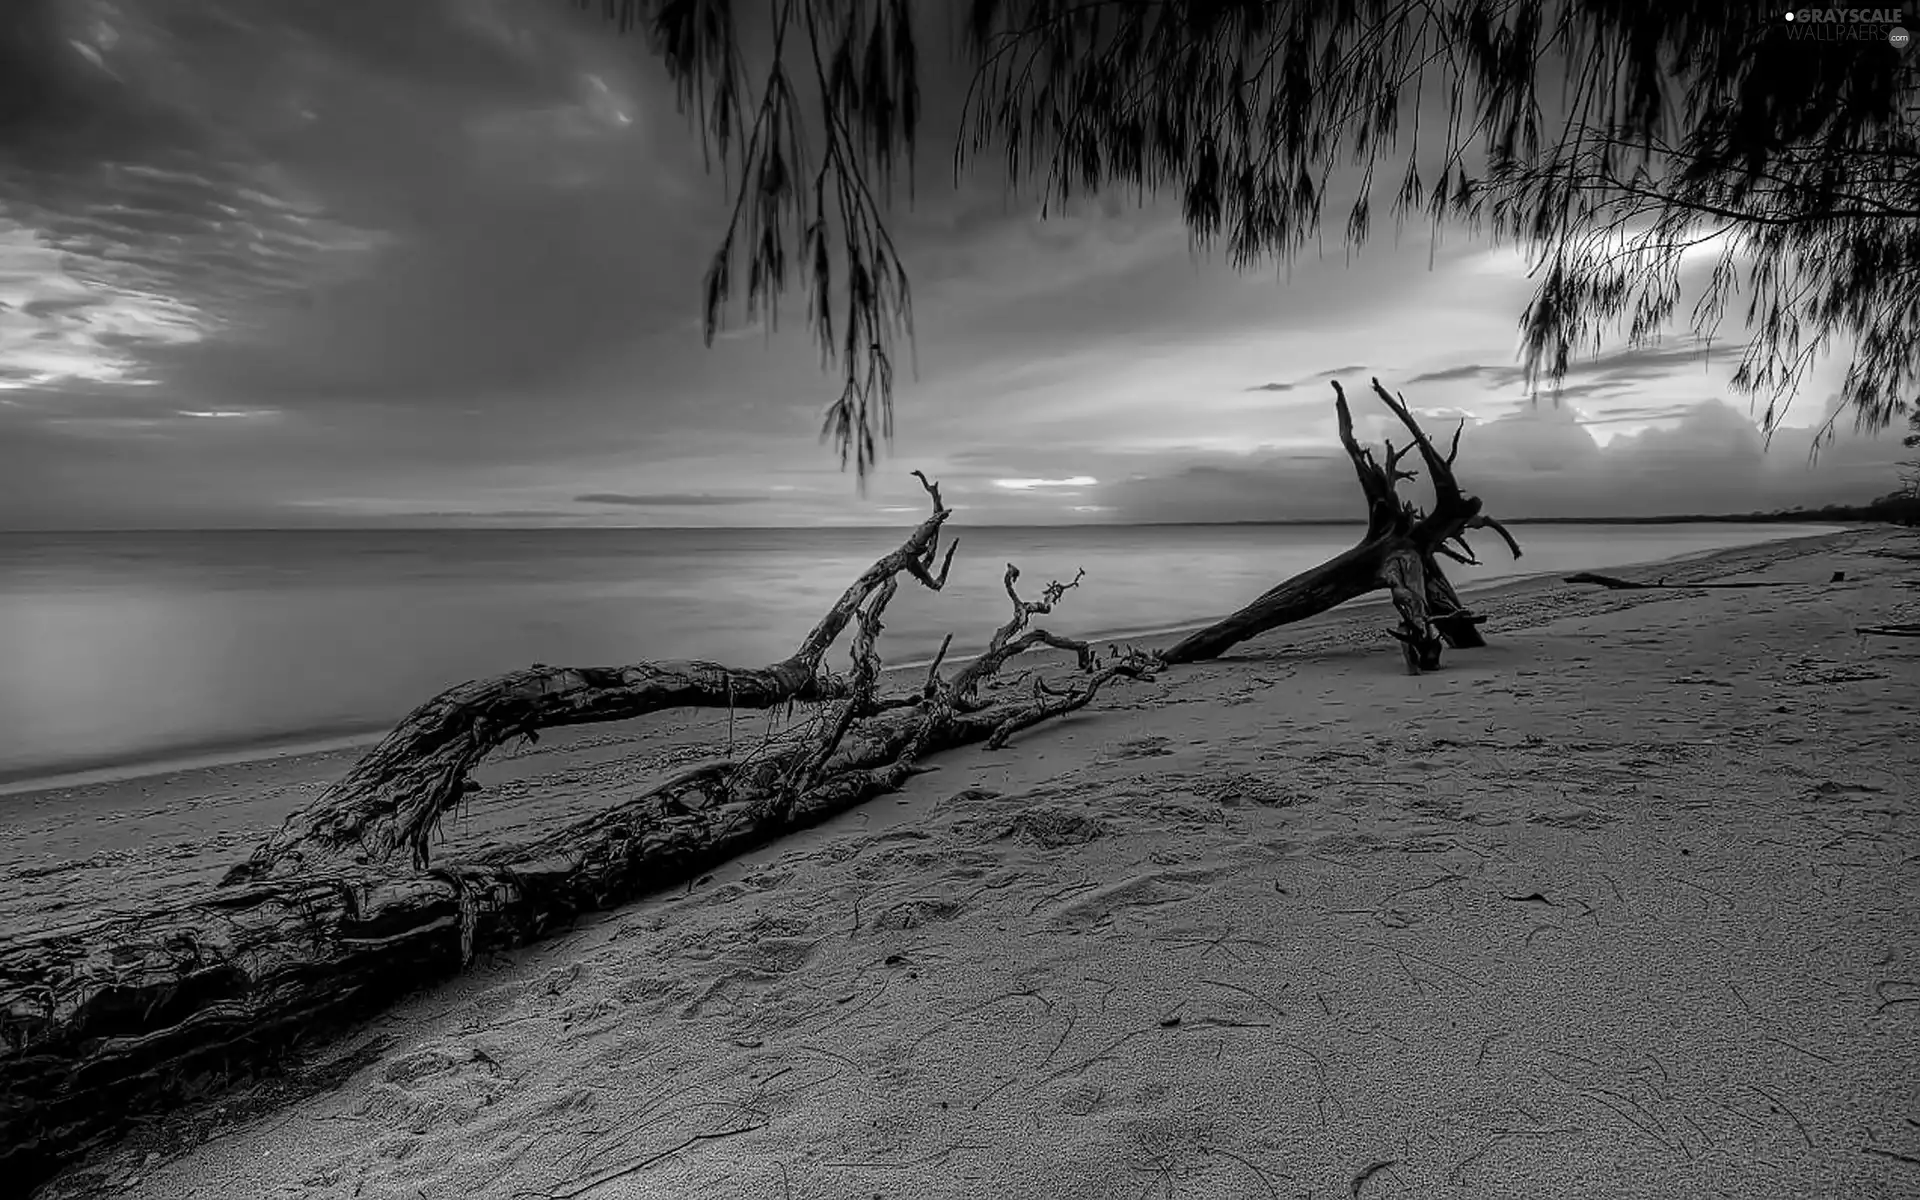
[[0, 478, 1151, 1194], [0, 686, 1142, 1193], [1161, 379, 1520, 671], [3, 379, 1522, 1190], [228, 473, 965, 881]]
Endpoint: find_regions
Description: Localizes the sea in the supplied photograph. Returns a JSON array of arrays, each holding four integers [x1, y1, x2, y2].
[[0, 523, 1842, 790]]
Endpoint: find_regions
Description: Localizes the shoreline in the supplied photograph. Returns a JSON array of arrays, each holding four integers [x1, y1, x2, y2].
[[27, 520, 1912, 1200], [0, 525, 1877, 948], [0, 526, 1860, 801]]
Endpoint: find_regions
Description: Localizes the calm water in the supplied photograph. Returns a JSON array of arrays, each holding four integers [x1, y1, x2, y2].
[[0, 523, 1837, 785]]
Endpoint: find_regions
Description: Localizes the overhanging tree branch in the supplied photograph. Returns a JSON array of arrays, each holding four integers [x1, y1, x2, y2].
[[572, 1, 1917, 478]]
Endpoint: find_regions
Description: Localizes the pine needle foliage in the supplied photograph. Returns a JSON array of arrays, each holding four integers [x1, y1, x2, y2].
[[577, 0, 1919, 480]]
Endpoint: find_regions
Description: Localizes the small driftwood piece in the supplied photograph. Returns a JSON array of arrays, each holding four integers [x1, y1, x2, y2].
[[1564, 573, 1833, 591]]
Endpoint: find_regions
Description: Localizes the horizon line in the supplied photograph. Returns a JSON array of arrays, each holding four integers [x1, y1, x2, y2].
[[0, 512, 1877, 535]]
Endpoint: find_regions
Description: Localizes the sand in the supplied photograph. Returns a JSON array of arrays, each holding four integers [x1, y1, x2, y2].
[[11, 528, 1918, 1200]]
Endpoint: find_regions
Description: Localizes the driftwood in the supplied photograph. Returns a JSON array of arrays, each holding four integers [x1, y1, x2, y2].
[[1565, 572, 1836, 591], [1858, 623, 1920, 637], [226, 472, 965, 882], [0, 475, 1154, 1193], [3, 379, 1523, 1191], [1160, 379, 1520, 672]]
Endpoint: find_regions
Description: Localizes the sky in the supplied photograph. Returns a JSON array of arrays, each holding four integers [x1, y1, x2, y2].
[[0, 0, 1909, 531]]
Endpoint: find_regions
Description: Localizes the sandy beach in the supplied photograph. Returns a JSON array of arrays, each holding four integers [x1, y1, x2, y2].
[[12, 527, 1918, 1200]]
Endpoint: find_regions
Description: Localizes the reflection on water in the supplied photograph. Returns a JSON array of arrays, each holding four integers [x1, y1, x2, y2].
[[0, 523, 1838, 783]]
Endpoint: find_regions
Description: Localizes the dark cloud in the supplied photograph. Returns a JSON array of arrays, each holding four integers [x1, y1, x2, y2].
[[1298, 364, 1372, 383], [18, 295, 92, 319], [576, 492, 762, 507], [1575, 403, 1700, 425], [1410, 340, 1749, 395], [1095, 456, 1360, 524], [2, 0, 715, 410], [0, 5, 1891, 530], [1407, 364, 1493, 384], [1581, 342, 1744, 382], [1091, 400, 1904, 523]]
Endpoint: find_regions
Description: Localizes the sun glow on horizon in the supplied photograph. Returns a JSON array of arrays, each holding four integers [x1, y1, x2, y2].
[[992, 476, 1099, 490]]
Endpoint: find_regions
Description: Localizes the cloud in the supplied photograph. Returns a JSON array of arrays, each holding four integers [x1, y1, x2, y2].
[[1574, 404, 1700, 426], [0, 2, 1897, 530], [1408, 340, 1747, 395], [1406, 364, 1494, 385], [992, 476, 1099, 490], [1086, 398, 1905, 524], [1296, 364, 1371, 383], [575, 492, 762, 507], [2, 0, 699, 412]]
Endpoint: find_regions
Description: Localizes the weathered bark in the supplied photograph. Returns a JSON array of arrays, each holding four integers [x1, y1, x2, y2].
[[228, 473, 962, 882], [0, 480, 1151, 1195], [1161, 379, 1520, 671], [0, 710, 997, 1190], [1156, 540, 1389, 663], [1424, 558, 1488, 649]]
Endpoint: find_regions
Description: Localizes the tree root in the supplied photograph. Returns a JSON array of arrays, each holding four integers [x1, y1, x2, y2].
[[1160, 379, 1520, 671]]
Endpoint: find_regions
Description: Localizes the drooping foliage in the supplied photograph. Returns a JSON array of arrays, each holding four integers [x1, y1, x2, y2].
[[575, 0, 1919, 480], [1902, 408, 1920, 497]]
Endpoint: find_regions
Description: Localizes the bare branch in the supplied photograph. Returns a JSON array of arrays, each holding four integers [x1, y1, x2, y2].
[[1370, 377, 1460, 504], [983, 652, 1159, 750], [575, 4, 1915, 473], [1466, 514, 1523, 561], [233, 472, 957, 879]]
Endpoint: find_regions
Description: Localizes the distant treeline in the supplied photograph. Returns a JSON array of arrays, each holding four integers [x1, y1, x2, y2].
[[1507, 493, 1920, 527], [1128, 495, 1920, 530]]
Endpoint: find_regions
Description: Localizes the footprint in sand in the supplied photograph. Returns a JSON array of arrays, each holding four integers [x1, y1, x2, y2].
[[679, 936, 822, 1019], [1050, 866, 1225, 927], [355, 1042, 513, 1136], [1113, 735, 1176, 759], [456, 982, 527, 1032], [1198, 772, 1307, 808], [1526, 804, 1622, 831], [1053, 1079, 1110, 1117], [1000, 805, 1107, 849], [723, 935, 821, 978], [537, 962, 583, 998], [871, 895, 966, 931], [936, 787, 1005, 814], [1801, 779, 1887, 802]]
